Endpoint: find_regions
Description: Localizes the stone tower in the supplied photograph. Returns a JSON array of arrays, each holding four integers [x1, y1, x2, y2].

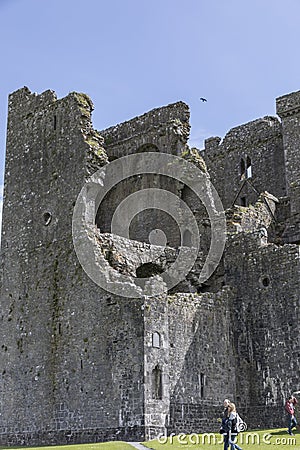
[[0, 87, 140, 445]]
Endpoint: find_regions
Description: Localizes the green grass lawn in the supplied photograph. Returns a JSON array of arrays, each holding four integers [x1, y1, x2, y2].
[[1, 429, 299, 450], [142, 428, 300, 449]]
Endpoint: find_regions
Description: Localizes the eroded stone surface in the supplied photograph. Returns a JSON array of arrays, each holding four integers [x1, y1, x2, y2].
[[0, 87, 300, 445]]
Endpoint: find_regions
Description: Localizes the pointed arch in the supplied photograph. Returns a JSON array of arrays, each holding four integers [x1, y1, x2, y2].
[[152, 332, 161, 348]]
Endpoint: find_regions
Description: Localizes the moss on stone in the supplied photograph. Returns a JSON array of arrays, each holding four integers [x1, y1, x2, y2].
[[181, 147, 208, 173], [72, 92, 94, 117]]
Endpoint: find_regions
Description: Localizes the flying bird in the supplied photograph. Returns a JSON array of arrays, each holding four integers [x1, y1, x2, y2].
[[200, 97, 207, 102]]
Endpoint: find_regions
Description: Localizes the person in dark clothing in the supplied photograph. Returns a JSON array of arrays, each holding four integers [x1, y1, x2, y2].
[[226, 402, 242, 450], [221, 399, 230, 450], [221, 401, 242, 450]]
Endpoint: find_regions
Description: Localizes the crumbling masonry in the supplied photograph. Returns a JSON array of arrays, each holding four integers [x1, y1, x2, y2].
[[0, 87, 299, 445]]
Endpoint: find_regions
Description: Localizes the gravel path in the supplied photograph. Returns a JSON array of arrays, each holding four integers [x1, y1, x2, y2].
[[128, 443, 153, 450]]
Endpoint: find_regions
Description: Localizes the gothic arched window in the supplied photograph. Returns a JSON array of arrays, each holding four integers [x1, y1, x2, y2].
[[152, 332, 161, 348]]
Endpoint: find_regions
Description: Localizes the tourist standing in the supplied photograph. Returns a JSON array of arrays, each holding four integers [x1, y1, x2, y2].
[[285, 395, 298, 436], [225, 402, 242, 450]]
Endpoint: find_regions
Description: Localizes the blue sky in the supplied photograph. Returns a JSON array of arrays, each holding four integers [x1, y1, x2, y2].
[[1, 0, 300, 232]]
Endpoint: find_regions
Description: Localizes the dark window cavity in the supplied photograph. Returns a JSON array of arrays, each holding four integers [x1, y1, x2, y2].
[[200, 372, 205, 398], [261, 276, 270, 287], [152, 365, 163, 399], [43, 212, 52, 226], [240, 196, 247, 207]]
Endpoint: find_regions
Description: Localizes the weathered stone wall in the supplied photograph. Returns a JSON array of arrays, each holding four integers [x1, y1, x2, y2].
[[141, 289, 236, 437], [276, 90, 300, 243], [0, 87, 146, 445], [143, 294, 170, 440], [166, 289, 236, 434], [100, 101, 190, 159], [95, 174, 183, 247], [96, 102, 191, 247], [202, 116, 286, 210], [1, 86, 300, 446], [225, 191, 278, 243], [225, 232, 300, 428]]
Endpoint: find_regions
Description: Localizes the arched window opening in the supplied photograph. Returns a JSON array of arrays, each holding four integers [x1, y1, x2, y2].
[[152, 332, 161, 348], [182, 229, 192, 247], [43, 211, 52, 226], [240, 158, 246, 180], [246, 156, 252, 178], [152, 365, 163, 400]]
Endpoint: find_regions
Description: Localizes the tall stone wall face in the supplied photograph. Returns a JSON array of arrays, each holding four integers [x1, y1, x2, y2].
[[165, 290, 236, 434], [202, 117, 286, 210], [143, 294, 170, 440], [96, 102, 191, 247], [276, 90, 300, 243], [225, 233, 300, 429], [142, 290, 236, 437], [0, 88, 146, 446], [96, 174, 183, 247]]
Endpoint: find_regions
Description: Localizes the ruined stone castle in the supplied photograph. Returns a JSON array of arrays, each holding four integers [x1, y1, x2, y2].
[[0, 87, 299, 446]]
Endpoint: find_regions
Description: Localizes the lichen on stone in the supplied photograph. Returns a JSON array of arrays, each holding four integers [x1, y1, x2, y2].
[[181, 146, 208, 173], [72, 92, 94, 117]]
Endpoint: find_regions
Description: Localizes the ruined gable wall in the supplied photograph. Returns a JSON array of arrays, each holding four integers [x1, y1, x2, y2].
[[203, 117, 286, 210], [100, 101, 190, 159], [96, 102, 191, 247]]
